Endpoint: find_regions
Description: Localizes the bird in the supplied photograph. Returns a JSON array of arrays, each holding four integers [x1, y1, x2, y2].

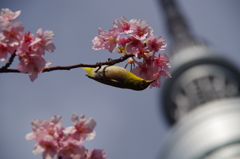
[[82, 65, 155, 91]]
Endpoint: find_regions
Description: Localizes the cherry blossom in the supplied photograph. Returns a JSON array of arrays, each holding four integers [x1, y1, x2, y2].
[[113, 16, 133, 34], [18, 54, 51, 81], [153, 53, 171, 70], [132, 61, 156, 80], [132, 47, 151, 59], [0, 21, 24, 47], [63, 113, 96, 143], [118, 37, 130, 47], [147, 35, 166, 52], [130, 19, 153, 40], [92, 16, 171, 88], [16, 31, 35, 56], [132, 63, 159, 88], [0, 8, 21, 22], [131, 53, 171, 88], [26, 115, 63, 141], [92, 27, 120, 53], [0, 8, 56, 81], [30, 28, 56, 55], [86, 149, 107, 159], [27, 114, 106, 159], [32, 131, 59, 159], [0, 41, 9, 61], [58, 137, 86, 159], [126, 36, 143, 54]]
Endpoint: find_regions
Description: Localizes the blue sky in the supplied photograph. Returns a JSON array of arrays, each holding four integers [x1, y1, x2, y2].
[[0, 1, 240, 159]]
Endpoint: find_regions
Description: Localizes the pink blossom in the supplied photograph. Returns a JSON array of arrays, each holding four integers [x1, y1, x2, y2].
[[147, 35, 166, 52], [159, 69, 171, 78], [30, 28, 56, 55], [117, 37, 130, 54], [92, 34, 104, 50], [16, 31, 35, 56], [86, 149, 107, 159], [26, 115, 64, 141], [58, 137, 86, 159], [0, 41, 9, 61], [0, 8, 21, 22], [150, 70, 171, 88], [151, 72, 161, 88], [18, 54, 51, 81], [132, 47, 151, 59], [132, 61, 156, 80], [113, 16, 133, 34], [27, 114, 106, 159], [63, 113, 96, 143], [0, 21, 24, 47], [33, 130, 59, 159], [132, 53, 171, 88], [118, 37, 130, 46], [126, 36, 143, 54], [0, 32, 16, 54], [132, 64, 160, 88], [0, 32, 4, 41], [92, 27, 120, 53], [130, 19, 153, 40], [153, 53, 171, 70]]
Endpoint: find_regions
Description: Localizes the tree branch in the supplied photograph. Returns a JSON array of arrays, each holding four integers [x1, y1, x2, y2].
[[0, 53, 134, 73], [0, 51, 17, 71]]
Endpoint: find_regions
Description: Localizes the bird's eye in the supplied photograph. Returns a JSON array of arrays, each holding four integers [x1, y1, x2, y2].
[[139, 82, 146, 88]]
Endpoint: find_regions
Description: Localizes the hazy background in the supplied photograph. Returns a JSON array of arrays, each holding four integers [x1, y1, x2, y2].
[[0, 0, 240, 159]]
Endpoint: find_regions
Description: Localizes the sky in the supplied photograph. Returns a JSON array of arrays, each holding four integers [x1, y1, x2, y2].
[[0, 0, 240, 159]]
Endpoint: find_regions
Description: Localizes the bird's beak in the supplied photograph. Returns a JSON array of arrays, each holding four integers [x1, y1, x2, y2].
[[149, 80, 156, 84], [145, 80, 156, 85]]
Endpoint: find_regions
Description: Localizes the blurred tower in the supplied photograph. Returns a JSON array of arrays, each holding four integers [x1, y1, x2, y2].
[[158, 0, 240, 159]]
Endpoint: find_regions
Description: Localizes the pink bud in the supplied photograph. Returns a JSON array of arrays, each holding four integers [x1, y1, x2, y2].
[[118, 37, 130, 46]]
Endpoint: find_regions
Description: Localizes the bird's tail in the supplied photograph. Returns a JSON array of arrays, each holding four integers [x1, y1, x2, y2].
[[82, 67, 94, 77]]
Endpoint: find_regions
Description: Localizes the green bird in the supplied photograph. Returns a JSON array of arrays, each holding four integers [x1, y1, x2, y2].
[[82, 65, 155, 91]]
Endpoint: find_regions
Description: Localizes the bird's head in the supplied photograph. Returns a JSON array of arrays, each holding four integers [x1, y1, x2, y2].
[[129, 79, 156, 91]]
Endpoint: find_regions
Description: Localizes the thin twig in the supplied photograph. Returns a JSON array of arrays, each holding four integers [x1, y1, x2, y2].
[[0, 53, 134, 73], [0, 50, 17, 71]]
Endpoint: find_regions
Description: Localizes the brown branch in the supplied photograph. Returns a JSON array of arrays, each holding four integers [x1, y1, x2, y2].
[[0, 50, 17, 71], [0, 53, 134, 73]]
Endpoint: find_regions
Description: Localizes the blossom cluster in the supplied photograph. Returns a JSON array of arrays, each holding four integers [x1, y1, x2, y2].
[[0, 8, 56, 81], [26, 113, 107, 159], [92, 16, 171, 88]]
